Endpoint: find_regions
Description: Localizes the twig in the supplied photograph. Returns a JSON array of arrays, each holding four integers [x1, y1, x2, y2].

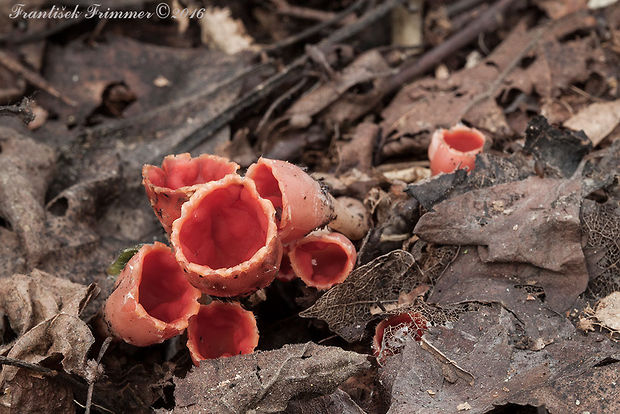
[[84, 337, 113, 414], [447, 0, 489, 17], [256, 78, 308, 134], [459, 27, 546, 119], [385, 0, 518, 93], [0, 355, 56, 375], [0, 97, 34, 124], [158, 0, 405, 161], [0, 50, 77, 106], [264, 0, 367, 53], [271, 0, 338, 22]]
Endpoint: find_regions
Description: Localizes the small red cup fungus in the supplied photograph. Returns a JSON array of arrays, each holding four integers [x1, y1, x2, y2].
[[372, 312, 427, 362], [171, 174, 282, 297], [428, 124, 485, 175], [142, 153, 239, 233], [288, 231, 356, 290], [246, 157, 334, 244], [104, 242, 202, 346], [187, 301, 259, 364]]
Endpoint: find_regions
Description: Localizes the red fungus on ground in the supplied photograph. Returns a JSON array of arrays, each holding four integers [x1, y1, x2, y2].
[[142, 153, 239, 233], [186, 301, 259, 365], [288, 231, 356, 290], [104, 242, 202, 347], [428, 124, 485, 176], [246, 157, 334, 243], [171, 174, 282, 297], [372, 312, 427, 362]]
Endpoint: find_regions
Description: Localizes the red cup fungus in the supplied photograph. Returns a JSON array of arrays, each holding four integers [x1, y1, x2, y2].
[[246, 157, 334, 244], [142, 153, 239, 233], [427, 124, 485, 176], [104, 242, 202, 346], [288, 231, 356, 290], [171, 174, 282, 297], [372, 312, 427, 362], [187, 301, 259, 364]]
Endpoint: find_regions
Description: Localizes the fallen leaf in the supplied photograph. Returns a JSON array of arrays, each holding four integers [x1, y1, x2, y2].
[[200, 7, 255, 54], [580, 197, 620, 299], [285, 388, 366, 414], [300, 250, 417, 342], [564, 99, 620, 146], [0, 127, 55, 266], [379, 305, 619, 413], [0, 270, 97, 339], [594, 291, 620, 331], [535, 0, 588, 19], [415, 177, 584, 273], [172, 342, 369, 413], [524, 115, 592, 178]]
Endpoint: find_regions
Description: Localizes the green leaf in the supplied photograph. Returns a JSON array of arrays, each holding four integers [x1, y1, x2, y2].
[[106, 244, 144, 276]]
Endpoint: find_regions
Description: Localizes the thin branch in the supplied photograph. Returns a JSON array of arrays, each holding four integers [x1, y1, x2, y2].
[[385, 0, 519, 93], [264, 0, 367, 53], [0, 355, 56, 376], [0, 50, 76, 106], [459, 26, 546, 119], [85, 337, 113, 414], [159, 0, 405, 160]]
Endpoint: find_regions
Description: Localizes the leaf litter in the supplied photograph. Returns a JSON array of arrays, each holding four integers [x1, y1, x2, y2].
[[0, 1, 620, 413]]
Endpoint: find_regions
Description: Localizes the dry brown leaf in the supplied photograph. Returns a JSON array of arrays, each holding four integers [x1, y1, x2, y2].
[[380, 14, 601, 158], [0, 270, 97, 339], [594, 291, 620, 331], [283, 50, 391, 129], [581, 197, 620, 299], [535, 0, 588, 19], [285, 389, 366, 414], [172, 342, 369, 413], [300, 250, 417, 342], [200, 7, 255, 54], [415, 177, 588, 311], [0, 313, 96, 384], [380, 304, 619, 413], [0, 127, 55, 266], [564, 99, 620, 146]]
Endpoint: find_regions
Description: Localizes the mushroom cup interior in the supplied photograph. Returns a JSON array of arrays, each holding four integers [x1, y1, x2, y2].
[[295, 241, 348, 285], [374, 313, 426, 349], [191, 304, 257, 359], [443, 129, 485, 153], [178, 184, 270, 270], [138, 248, 198, 324], [248, 164, 283, 223], [147, 156, 236, 190]]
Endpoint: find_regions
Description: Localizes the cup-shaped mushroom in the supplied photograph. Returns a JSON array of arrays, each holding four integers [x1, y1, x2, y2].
[[372, 312, 427, 361], [142, 153, 239, 233], [428, 124, 485, 176], [288, 231, 356, 290], [246, 158, 334, 243], [187, 301, 259, 364], [104, 242, 202, 346], [171, 174, 282, 297]]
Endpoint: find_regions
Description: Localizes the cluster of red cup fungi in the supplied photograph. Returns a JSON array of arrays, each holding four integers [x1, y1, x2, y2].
[[104, 154, 358, 363]]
